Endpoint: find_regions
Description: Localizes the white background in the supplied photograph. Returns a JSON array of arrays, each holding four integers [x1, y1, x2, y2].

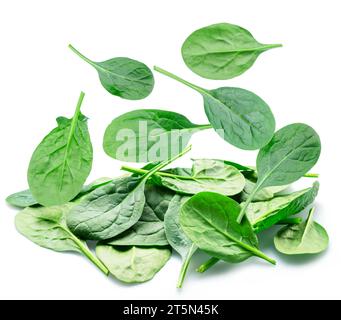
[[0, 0, 340, 300]]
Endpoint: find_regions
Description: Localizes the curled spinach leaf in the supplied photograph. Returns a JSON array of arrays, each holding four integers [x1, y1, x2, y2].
[[238, 123, 321, 222], [96, 245, 171, 284], [103, 109, 211, 162], [15, 204, 108, 275], [69, 45, 154, 100], [28, 92, 93, 207], [246, 182, 319, 233], [154, 66, 275, 150], [274, 208, 329, 255], [164, 195, 196, 288], [182, 23, 282, 80], [6, 189, 38, 208]]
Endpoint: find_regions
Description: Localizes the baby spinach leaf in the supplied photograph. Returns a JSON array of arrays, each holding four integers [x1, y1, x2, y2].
[[180, 192, 276, 265], [237, 123, 321, 222], [246, 182, 319, 233], [6, 189, 38, 208], [67, 147, 191, 240], [164, 195, 196, 288], [28, 92, 93, 207], [106, 185, 174, 246], [15, 204, 108, 275], [69, 45, 154, 100], [96, 245, 171, 283], [122, 159, 245, 196], [240, 179, 289, 202], [103, 109, 211, 162], [274, 208, 329, 255], [182, 23, 282, 80], [154, 66, 275, 150]]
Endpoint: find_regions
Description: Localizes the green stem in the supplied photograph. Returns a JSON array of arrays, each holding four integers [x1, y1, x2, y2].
[[197, 257, 219, 273], [69, 232, 109, 276], [237, 182, 263, 224], [177, 244, 197, 289], [276, 217, 303, 225], [154, 66, 208, 95], [68, 44, 97, 67], [303, 173, 319, 178], [74, 91, 85, 117], [142, 145, 192, 180]]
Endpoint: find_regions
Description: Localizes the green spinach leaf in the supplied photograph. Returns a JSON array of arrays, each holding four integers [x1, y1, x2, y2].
[[96, 245, 171, 283], [274, 208, 329, 255], [164, 195, 196, 288], [6, 189, 38, 208], [246, 182, 319, 233], [28, 92, 93, 207], [180, 192, 276, 264], [182, 23, 282, 80], [103, 109, 211, 162], [154, 66, 275, 150], [15, 204, 108, 275], [67, 147, 191, 240], [106, 185, 174, 246], [122, 159, 245, 196], [237, 123, 321, 222], [69, 45, 154, 100]]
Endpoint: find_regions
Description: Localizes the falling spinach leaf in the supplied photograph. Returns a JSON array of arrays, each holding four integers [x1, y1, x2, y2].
[[154, 66, 275, 150], [106, 185, 174, 246], [246, 182, 319, 233], [237, 123, 321, 223], [15, 204, 108, 275], [69, 45, 154, 100], [164, 195, 196, 288], [274, 208, 329, 255], [182, 23, 282, 80], [96, 245, 171, 284], [103, 109, 211, 162], [28, 92, 93, 207], [122, 159, 245, 196], [180, 192, 276, 265], [6, 189, 38, 208], [67, 146, 191, 240]]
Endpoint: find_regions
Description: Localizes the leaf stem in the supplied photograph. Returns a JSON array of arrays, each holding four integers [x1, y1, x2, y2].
[[154, 66, 207, 95], [237, 182, 263, 223], [177, 244, 197, 288], [303, 173, 319, 178], [276, 217, 303, 225], [197, 257, 219, 273], [68, 44, 96, 67], [68, 232, 109, 276]]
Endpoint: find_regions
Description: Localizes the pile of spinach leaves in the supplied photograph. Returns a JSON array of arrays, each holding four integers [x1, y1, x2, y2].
[[6, 22, 328, 288]]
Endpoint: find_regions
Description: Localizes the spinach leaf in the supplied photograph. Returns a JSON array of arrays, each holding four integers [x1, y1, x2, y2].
[[106, 185, 174, 246], [154, 67, 275, 150], [69, 45, 154, 100], [164, 195, 196, 288], [67, 147, 191, 240], [6, 189, 38, 208], [274, 208, 329, 255], [246, 182, 319, 233], [28, 92, 93, 207], [182, 23, 282, 80], [103, 109, 211, 162], [96, 245, 171, 283], [122, 159, 245, 196], [180, 192, 276, 264], [237, 123, 321, 222], [15, 204, 108, 275], [240, 179, 289, 202]]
